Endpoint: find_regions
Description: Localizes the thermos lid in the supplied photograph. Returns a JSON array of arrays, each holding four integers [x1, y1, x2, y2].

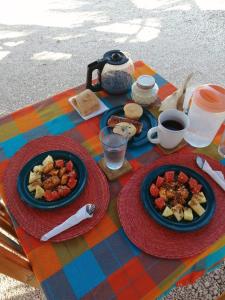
[[193, 84, 225, 113], [103, 50, 129, 65], [137, 75, 155, 89]]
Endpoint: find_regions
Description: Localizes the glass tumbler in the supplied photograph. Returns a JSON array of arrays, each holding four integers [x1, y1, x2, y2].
[[99, 126, 128, 170]]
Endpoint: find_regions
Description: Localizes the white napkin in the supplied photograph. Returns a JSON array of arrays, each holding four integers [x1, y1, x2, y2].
[[41, 204, 94, 241], [202, 160, 225, 191]]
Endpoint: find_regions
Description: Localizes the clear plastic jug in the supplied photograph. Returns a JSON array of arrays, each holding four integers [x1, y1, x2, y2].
[[184, 84, 225, 147]]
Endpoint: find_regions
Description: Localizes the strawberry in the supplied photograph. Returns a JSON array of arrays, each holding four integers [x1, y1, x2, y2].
[[149, 183, 159, 197], [178, 171, 189, 184], [65, 160, 73, 172], [164, 171, 175, 182], [67, 178, 77, 189], [156, 176, 164, 188], [154, 197, 166, 210]]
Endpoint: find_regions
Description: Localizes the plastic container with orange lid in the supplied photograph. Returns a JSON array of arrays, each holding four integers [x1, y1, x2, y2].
[[184, 84, 225, 147]]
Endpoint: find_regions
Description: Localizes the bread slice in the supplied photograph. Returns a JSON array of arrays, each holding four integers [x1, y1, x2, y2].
[[172, 204, 184, 222], [162, 206, 173, 217], [188, 199, 205, 216], [191, 192, 206, 204], [184, 207, 193, 221]]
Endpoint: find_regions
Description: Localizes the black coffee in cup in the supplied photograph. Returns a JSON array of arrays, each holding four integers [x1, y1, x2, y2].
[[161, 120, 184, 131]]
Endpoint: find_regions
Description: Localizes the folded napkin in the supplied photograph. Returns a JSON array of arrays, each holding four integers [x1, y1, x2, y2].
[[202, 160, 225, 191], [41, 204, 94, 241]]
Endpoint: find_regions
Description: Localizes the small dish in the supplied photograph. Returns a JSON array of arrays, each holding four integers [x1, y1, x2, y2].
[[17, 150, 87, 210], [141, 165, 215, 232], [68, 96, 109, 120], [100, 105, 157, 147]]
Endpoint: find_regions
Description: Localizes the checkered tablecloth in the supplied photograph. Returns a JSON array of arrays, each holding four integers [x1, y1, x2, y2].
[[0, 61, 225, 300]]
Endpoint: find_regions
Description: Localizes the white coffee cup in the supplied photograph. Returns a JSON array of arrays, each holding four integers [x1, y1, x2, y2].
[[147, 109, 190, 149]]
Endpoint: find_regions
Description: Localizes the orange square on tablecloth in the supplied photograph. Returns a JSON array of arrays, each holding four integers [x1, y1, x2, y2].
[[82, 135, 103, 157], [16, 227, 43, 253], [133, 61, 156, 80], [76, 117, 100, 140], [158, 83, 177, 100], [84, 215, 118, 248], [14, 111, 43, 133], [52, 90, 76, 114], [28, 243, 62, 282], [108, 268, 130, 294]]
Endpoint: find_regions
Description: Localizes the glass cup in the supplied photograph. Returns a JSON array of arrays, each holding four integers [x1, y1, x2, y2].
[[218, 128, 225, 158], [99, 126, 128, 170]]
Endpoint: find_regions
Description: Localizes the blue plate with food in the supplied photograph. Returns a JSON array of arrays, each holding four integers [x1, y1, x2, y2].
[[100, 104, 157, 147], [141, 165, 215, 232], [17, 150, 87, 209]]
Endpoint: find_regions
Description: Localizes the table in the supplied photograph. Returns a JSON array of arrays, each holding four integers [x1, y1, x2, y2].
[[0, 61, 225, 300]]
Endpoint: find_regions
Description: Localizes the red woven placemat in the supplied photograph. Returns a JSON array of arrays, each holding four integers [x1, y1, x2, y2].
[[3, 136, 110, 242], [118, 152, 225, 259]]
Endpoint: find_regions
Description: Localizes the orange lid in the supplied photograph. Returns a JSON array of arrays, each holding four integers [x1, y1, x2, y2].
[[193, 84, 225, 113]]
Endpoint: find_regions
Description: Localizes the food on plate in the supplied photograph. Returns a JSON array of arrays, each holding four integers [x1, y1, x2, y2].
[[149, 170, 207, 222], [162, 206, 173, 217], [191, 192, 206, 204], [27, 155, 78, 202], [172, 204, 184, 222], [113, 122, 136, 139], [123, 103, 143, 120], [71, 89, 100, 116], [188, 198, 205, 216], [108, 115, 143, 134], [183, 207, 193, 221]]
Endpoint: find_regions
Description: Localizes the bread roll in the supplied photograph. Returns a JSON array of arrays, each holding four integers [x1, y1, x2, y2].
[[72, 89, 100, 116]]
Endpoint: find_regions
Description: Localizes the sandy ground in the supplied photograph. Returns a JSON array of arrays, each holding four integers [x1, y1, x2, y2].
[[0, 0, 225, 299]]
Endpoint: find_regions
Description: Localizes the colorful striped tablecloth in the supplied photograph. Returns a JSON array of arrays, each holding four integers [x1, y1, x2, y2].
[[0, 61, 225, 300]]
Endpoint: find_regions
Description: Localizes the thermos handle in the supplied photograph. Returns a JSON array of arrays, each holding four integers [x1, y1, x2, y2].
[[86, 59, 107, 92]]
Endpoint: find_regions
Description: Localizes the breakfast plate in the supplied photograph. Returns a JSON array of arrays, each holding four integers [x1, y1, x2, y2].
[[17, 150, 87, 209], [141, 165, 215, 232], [100, 105, 157, 147]]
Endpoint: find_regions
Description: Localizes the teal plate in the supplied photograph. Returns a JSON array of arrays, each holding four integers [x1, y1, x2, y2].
[[17, 150, 87, 210], [100, 105, 157, 147], [141, 165, 215, 232]]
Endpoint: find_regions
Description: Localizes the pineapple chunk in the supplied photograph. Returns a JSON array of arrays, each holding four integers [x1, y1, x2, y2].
[[35, 186, 45, 199], [29, 171, 41, 184], [33, 165, 43, 173], [28, 179, 42, 192], [162, 206, 173, 217], [188, 200, 205, 216], [172, 204, 184, 222], [42, 155, 54, 166], [191, 192, 206, 204], [184, 207, 193, 221]]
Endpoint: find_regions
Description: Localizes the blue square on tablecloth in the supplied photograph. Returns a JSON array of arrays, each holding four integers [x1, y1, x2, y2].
[[45, 115, 74, 135], [63, 250, 105, 299], [23, 124, 50, 142], [127, 143, 154, 159], [42, 270, 77, 300], [0, 134, 27, 158], [67, 111, 83, 126], [153, 73, 168, 88], [92, 229, 140, 277], [92, 240, 121, 276], [104, 229, 140, 266]]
